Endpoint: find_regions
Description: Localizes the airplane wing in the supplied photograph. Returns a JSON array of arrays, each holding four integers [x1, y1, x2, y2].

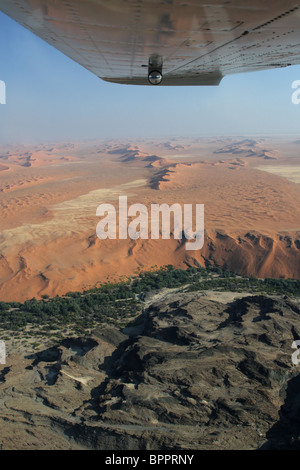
[[1, 0, 300, 86]]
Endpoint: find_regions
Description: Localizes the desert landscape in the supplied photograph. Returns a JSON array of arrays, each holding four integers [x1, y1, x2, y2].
[[2, 0, 300, 452], [0, 135, 299, 303], [0, 135, 300, 451]]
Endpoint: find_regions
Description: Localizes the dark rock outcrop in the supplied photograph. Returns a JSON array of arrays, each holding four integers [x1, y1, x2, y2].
[[1, 292, 300, 450]]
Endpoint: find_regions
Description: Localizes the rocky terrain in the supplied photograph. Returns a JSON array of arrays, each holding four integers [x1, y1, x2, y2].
[[1, 289, 300, 450]]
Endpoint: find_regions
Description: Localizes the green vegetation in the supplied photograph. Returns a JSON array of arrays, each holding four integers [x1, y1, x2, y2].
[[0, 264, 299, 347], [131, 264, 300, 296]]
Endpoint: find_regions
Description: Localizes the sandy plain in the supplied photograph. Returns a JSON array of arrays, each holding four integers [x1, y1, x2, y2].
[[0, 135, 299, 302]]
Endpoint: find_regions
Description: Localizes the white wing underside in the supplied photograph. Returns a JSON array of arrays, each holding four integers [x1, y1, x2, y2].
[[1, 0, 300, 85]]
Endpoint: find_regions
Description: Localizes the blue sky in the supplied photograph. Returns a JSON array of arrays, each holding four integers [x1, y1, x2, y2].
[[1, 11, 300, 145]]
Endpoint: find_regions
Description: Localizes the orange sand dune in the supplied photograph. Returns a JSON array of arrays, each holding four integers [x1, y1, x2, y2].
[[0, 137, 299, 302], [0, 228, 298, 303]]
